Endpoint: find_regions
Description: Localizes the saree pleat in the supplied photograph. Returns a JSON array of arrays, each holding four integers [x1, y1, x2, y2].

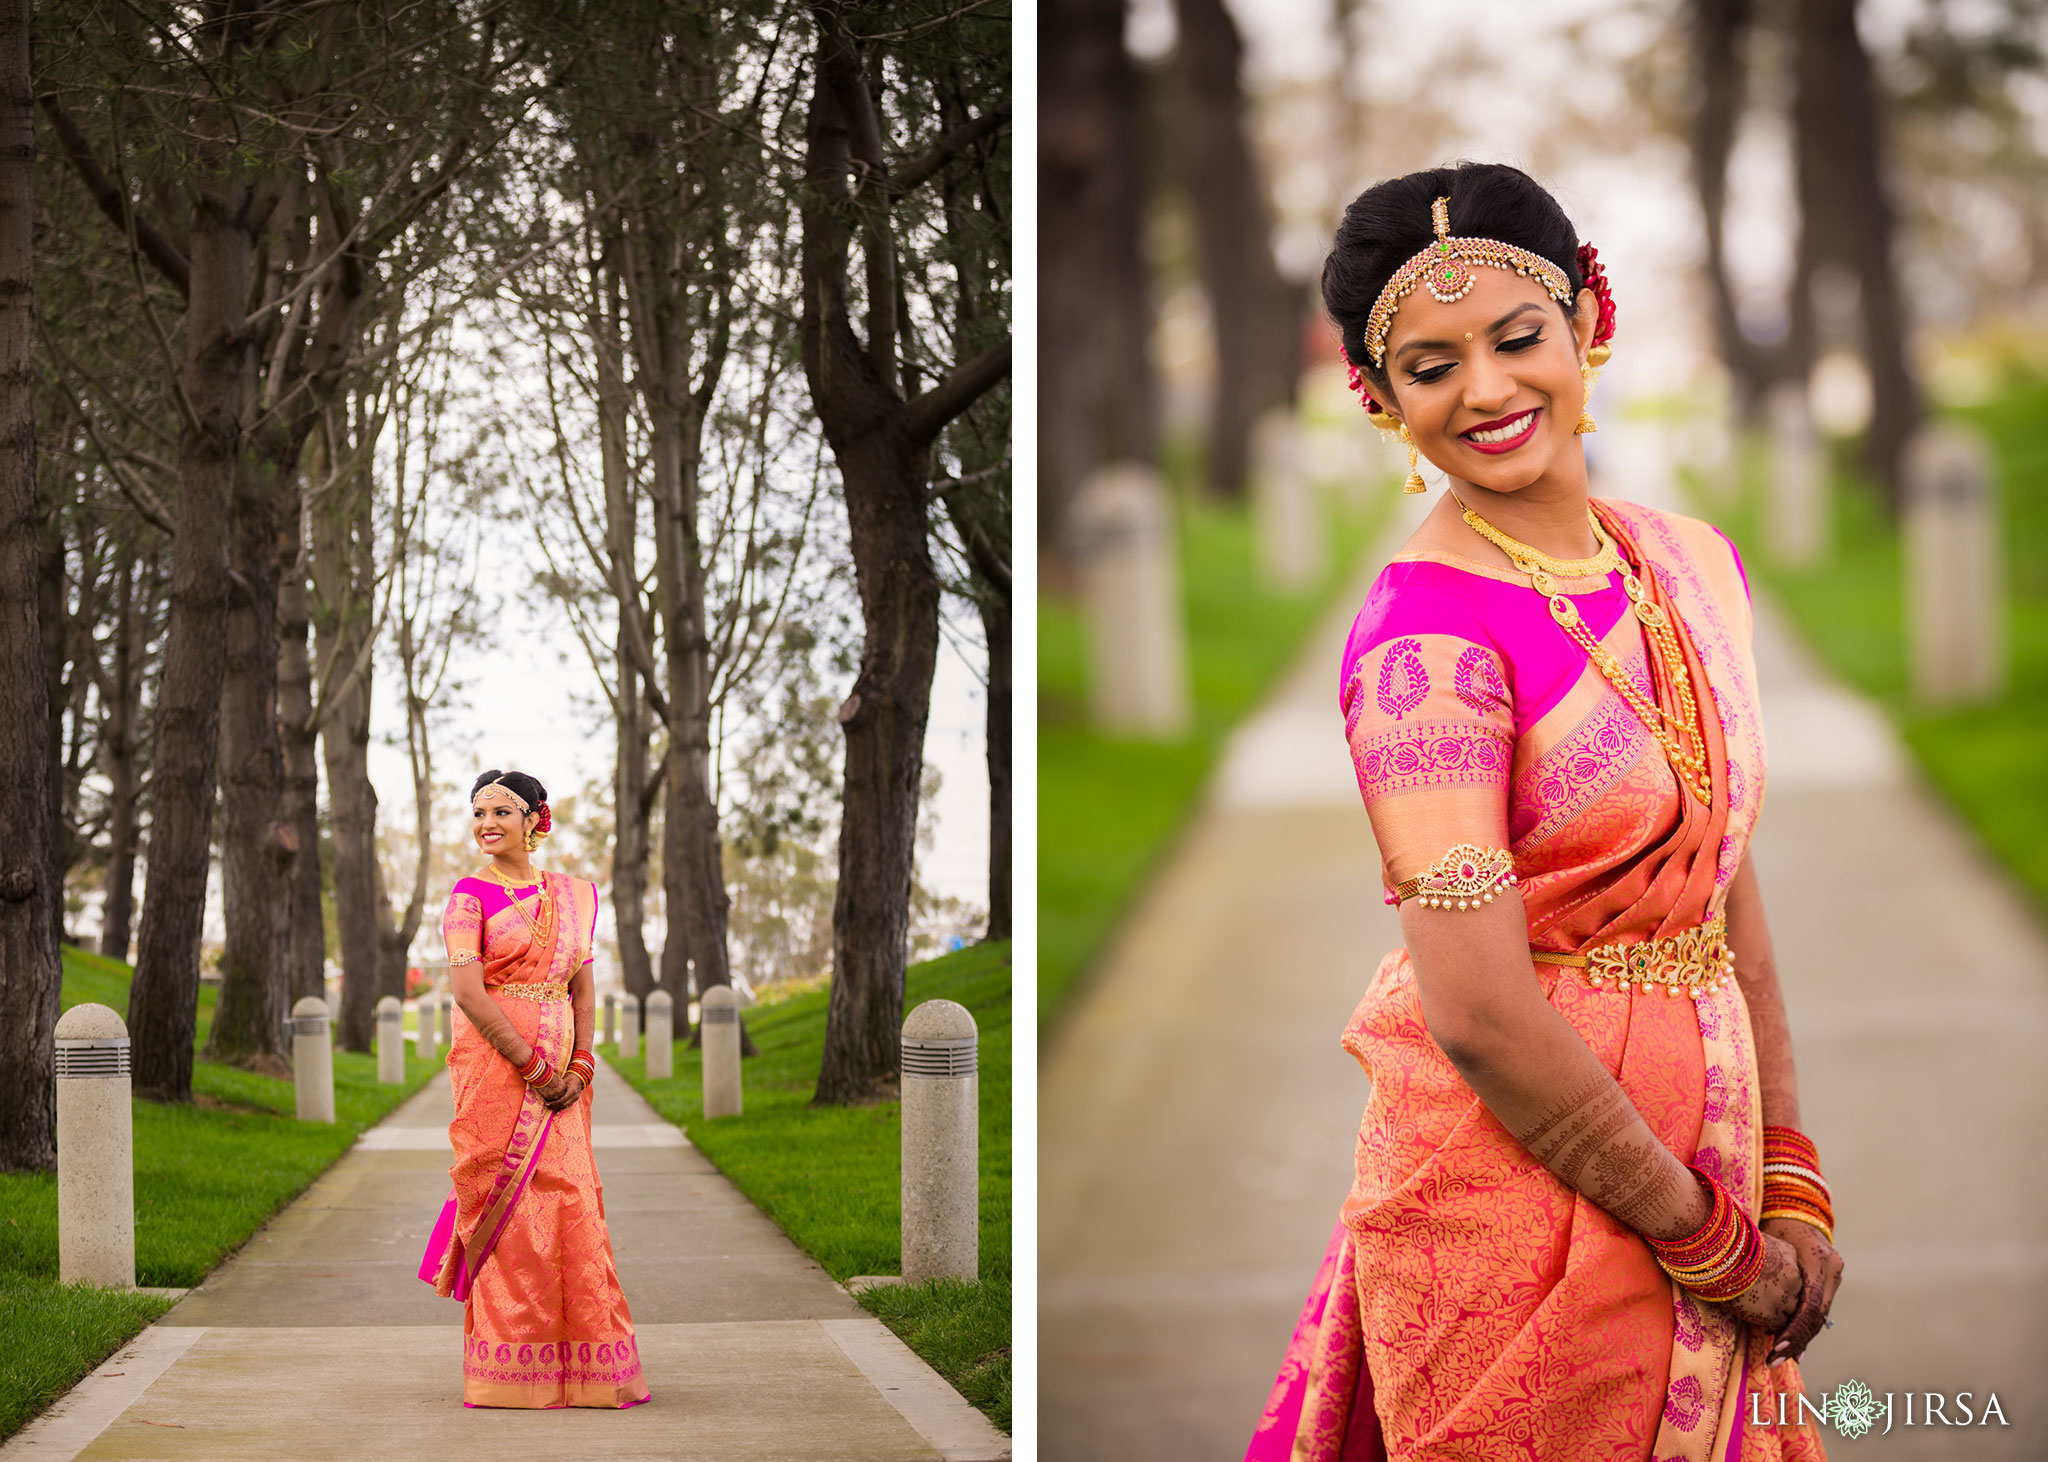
[[434, 872, 649, 1409], [1250, 502, 1825, 1461]]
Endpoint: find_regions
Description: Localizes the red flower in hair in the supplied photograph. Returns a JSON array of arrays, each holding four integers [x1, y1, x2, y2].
[[1338, 344, 1380, 414], [1577, 242, 1617, 348], [536, 803, 552, 834]]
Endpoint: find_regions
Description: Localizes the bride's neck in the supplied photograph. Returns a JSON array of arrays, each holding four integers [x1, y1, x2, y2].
[[1452, 462, 1597, 561]]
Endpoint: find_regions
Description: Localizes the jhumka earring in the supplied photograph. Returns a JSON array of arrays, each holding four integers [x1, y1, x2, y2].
[[1576, 342, 1611, 435], [1395, 420, 1428, 494]]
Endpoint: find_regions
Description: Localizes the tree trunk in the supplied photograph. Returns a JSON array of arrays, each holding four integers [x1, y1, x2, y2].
[[99, 545, 149, 965], [278, 517, 324, 1004], [977, 586, 1010, 941], [937, 78, 1011, 944], [0, 0, 60, 1170], [126, 177, 249, 1103], [816, 427, 939, 1102], [1792, 0, 1918, 505], [1171, 0, 1303, 498], [1687, 0, 1787, 418], [37, 480, 67, 952], [618, 206, 742, 1039], [312, 468, 379, 1052], [614, 663, 656, 1004], [1038, 0, 1155, 549], [205, 449, 293, 1071], [372, 853, 412, 1004], [379, 617, 436, 1003], [801, 3, 1010, 1102], [596, 251, 656, 1005]]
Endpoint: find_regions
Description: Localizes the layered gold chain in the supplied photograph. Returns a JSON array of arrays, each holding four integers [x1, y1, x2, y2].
[[1457, 501, 1713, 806], [483, 864, 556, 945]]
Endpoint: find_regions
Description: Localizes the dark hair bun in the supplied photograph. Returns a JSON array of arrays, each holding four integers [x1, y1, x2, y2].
[[1323, 162, 1585, 391], [471, 768, 548, 811]]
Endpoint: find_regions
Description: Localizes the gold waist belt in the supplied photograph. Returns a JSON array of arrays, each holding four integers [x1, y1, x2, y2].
[[486, 981, 571, 1003], [1529, 912, 1734, 999]]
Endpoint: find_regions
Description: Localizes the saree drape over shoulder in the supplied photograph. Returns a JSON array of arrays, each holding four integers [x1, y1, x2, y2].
[[430, 871, 649, 1410], [1247, 501, 1825, 1462]]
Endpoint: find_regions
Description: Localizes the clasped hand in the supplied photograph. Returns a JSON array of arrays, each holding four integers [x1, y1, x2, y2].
[[1763, 1220, 1844, 1367], [1721, 1222, 1843, 1366], [535, 1070, 585, 1112]]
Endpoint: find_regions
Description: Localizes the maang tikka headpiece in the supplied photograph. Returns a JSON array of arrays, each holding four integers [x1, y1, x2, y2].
[[1364, 197, 1575, 368], [472, 777, 529, 815], [1338, 197, 1618, 424]]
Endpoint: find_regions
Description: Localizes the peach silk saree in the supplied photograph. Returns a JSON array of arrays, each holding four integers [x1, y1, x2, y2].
[[422, 871, 649, 1409], [1246, 502, 1826, 1462]]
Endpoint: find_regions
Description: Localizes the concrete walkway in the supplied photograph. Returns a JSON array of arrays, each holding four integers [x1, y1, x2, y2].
[[1041, 441, 2048, 1460], [6, 1059, 1008, 1461]]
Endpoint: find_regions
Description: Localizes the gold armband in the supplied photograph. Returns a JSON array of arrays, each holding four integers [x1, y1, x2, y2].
[[448, 951, 481, 966], [1391, 844, 1518, 910]]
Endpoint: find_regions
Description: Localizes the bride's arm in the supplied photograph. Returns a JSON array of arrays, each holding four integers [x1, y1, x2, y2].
[[1404, 890, 1803, 1330]]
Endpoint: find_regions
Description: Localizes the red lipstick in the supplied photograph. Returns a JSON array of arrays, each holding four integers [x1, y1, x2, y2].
[[1462, 407, 1541, 455]]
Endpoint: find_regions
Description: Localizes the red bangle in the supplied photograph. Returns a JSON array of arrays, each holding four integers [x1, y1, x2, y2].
[[1760, 1126, 1834, 1241], [1647, 1167, 1766, 1303], [517, 1050, 551, 1086]]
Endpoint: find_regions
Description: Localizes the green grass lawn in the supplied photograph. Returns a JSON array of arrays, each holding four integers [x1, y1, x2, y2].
[[0, 948, 441, 1442], [1681, 370, 2048, 914], [606, 942, 1012, 1432], [1039, 465, 1390, 1033]]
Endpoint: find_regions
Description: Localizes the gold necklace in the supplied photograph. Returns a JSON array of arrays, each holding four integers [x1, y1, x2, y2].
[[1459, 503, 1621, 578], [1456, 498, 1713, 806], [483, 864, 555, 945]]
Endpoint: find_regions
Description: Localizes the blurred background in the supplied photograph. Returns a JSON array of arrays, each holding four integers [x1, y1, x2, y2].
[[1038, 0, 2048, 1457]]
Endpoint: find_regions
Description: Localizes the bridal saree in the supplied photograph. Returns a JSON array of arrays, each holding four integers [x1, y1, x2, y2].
[[423, 871, 650, 1410], [1248, 501, 1825, 1461]]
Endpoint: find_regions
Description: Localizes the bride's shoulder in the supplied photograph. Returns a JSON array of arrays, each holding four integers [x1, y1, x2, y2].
[[1599, 497, 1747, 583]]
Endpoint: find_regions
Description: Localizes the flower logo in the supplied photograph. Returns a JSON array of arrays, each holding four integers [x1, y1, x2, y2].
[[1828, 1379, 1880, 1439]]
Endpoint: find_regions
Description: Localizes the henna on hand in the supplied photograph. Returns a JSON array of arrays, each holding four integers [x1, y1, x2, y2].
[[1727, 1230, 1802, 1331], [1766, 1221, 1845, 1364], [1507, 1073, 1706, 1242]]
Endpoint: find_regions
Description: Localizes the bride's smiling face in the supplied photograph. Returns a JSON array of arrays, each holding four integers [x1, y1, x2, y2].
[[1375, 268, 1599, 494], [471, 794, 534, 856]]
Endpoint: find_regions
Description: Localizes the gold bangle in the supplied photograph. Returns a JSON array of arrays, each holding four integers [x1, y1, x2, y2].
[[1759, 1210, 1835, 1245]]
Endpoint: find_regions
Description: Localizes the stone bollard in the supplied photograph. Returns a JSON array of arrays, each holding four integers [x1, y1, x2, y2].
[[415, 994, 438, 1065], [292, 997, 336, 1124], [619, 994, 640, 1061], [1905, 421, 2005, 707], [1767, 381, 1827, 566], [1067, 461, 1191, 737], [1251, 407, 1321, 590], [646, 990, 674, 1080], [603, 991, 617, 1047], [701, 985, 742, 1118], [901, 1000, 977, 1283], [376, 996, 404, 1084], [54, 1003, 135, 1288], [438, 991, 453, 1050]]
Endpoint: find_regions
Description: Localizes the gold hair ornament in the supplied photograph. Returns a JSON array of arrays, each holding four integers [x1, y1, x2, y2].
[[472, 778, 530, 815], [1364, 197, 1575, 368]]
